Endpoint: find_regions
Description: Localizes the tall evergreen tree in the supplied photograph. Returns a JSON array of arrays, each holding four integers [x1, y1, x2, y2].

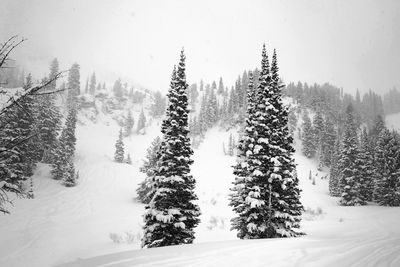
[[67, 63, 80, 108], [338, 104, 366, 206], [268, 48, 303, 236], [51, 101, 78, 182], [230, 45, 302, 239], [217, 77, 224, 94], [374, 129, 400, 206], [312, 110, 324, 159], [52, 63, 79, 184], [137, 136, 162, 204], [142, 50, 200, 248], [229, 71, 257, 238], [37, 59, 62, 163]]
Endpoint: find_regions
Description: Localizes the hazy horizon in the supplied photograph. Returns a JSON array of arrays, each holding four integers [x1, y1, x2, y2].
[[1, 0, 399, 94]]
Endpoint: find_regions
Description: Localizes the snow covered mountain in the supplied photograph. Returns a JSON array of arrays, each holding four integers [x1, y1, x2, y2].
[[1, 95, 400, 267]]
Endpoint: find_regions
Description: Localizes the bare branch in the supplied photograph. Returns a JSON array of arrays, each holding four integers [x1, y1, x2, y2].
[[0, 70, 68, 117], [0, 35, 18, 55], [0, 133, 38, 156], [0, 37, 26, 69], [33, 87, 70, 96]]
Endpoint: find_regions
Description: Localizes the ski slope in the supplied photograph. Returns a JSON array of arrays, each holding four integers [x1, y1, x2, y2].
[[1, 109, 400, 267], [59, 127, 400, 267]]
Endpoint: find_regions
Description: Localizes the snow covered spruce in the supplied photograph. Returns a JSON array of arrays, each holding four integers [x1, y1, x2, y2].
[[141, 50, 201, 248], [51, 62, 80, 187], [114, 129, 125, 163], [229, 45, 303, 239], [137, 136, 162, 204]]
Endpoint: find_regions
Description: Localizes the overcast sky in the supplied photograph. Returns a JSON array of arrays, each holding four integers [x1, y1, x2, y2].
[[1, 0, 399, 94]]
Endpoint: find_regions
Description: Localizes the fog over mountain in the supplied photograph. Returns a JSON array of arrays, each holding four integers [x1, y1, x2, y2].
[[1, 0, 399, 93]]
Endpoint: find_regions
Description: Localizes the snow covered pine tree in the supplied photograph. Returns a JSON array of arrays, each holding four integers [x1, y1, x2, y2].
[[51, 63, 79, 186], [374, 129, 400, 206], [142, 50, 200, 248], [114, 129, 125, 163], [338, 104, 366, 206], [137, 136, 162, 204], [230, 45, 303, 239]]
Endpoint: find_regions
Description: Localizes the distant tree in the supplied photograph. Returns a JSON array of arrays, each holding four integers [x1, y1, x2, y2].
[[188, 84, 199, 112], [320, 115, 336, 167], [329, 137, 342, 197], [338, 104, 365, 206], [66, 63, 80, 108], [84, 77, 89, 94], [199, 79, 204, 91], [312, 110, 324, 156], [149, 91, 166, 118], [89, 72, 96, 95], [369, 115, 385, 148], [114, 129, 124, 163], [217, 77, 224, 94], [124, 110, 135, 136], [301, 111, 316, 158], [136, 108, 146, 134], [36, 59, 62, 163], [113, 78, 123, 99]]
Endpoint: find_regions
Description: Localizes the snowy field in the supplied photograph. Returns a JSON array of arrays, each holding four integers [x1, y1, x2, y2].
[[1, 110, 400, 267]]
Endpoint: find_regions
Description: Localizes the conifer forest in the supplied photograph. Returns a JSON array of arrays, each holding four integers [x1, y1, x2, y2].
[[1, 1, 400, 266]]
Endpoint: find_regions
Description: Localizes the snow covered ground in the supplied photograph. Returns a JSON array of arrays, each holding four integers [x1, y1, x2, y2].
[[1, 110, 400, 267]]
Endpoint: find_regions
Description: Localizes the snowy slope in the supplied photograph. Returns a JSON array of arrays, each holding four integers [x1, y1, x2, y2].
[[1, 104, 400, 266], [0, 102, 161, 266], [58, 127, 400, 267]]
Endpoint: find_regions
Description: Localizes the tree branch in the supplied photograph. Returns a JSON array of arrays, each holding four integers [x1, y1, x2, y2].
[[0, 70, 68, 117]]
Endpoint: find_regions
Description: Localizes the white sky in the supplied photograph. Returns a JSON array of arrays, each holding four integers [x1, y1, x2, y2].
[[1, 0, 399, 94]]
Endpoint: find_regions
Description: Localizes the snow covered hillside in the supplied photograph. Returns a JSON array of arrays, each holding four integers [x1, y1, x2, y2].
[[1, 104, 400, 267], [58, 124, 400, 267]]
